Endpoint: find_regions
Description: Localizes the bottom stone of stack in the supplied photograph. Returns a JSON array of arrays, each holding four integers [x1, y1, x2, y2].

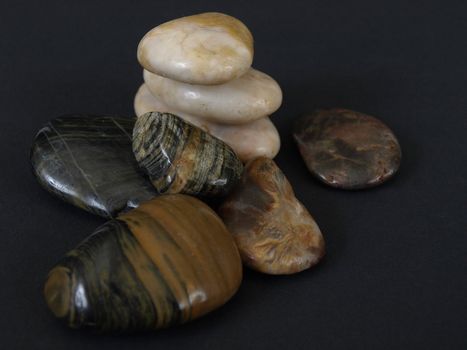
[[134, 84, 280, 162]]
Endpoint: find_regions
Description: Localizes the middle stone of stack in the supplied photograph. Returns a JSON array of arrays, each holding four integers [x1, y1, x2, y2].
[[135, 12, 283, 162]]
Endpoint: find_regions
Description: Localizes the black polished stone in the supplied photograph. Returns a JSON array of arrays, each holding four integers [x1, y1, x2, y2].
[[30, 115, 157, 218]]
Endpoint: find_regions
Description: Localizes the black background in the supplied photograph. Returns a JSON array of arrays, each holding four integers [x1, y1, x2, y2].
[[1, 1, 466, 349]]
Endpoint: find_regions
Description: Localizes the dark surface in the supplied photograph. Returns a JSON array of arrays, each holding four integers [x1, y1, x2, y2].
[[30, 115, 157, 218], [1, 0, 466, 349], [294, 108, 401, 189]]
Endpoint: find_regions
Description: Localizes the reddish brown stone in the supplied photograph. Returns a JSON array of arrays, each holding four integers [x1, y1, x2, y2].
[[219, 157, 325, 275], [293, 108, 401, 189]]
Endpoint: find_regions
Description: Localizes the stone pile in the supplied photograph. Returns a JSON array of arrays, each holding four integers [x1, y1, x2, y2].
[[134, 12, 282, 162], [30, 11, 401, 333]]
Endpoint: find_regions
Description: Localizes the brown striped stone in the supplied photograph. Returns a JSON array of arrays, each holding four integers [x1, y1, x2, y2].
[[132, 112, 243, 197], [44, 195, 242, 331]]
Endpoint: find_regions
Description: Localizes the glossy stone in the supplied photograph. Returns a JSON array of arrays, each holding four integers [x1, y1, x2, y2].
[[293, 108, 401, 189], [144, 68, 282, 125], [219, 157, 325, 275], [44, 195, 242, 331], [30, 115, 157, 218], [137, 12, 253, 85], [134, 84, 280, 162], [133, 112, 243, 197]]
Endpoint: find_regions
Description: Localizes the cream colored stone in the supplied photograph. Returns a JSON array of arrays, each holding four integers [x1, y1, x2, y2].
[[144, 68, 282, 125], [137, 12, 253, 85], [210, 116, 281, 162], [134, 84, 280, 162]]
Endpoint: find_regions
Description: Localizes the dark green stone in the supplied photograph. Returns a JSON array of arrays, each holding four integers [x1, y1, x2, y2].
[[293, 108, 401, 189], [30, 115, 157, 217]]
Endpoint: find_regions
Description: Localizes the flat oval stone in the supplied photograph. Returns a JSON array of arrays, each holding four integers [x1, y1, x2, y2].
[[293, 108, 401, 189], [133, 112, 243, 197], [144, 68, 282, 125], [44, 195, 242, 331], [30, 115, 157, 218], [134, 84, 281, 162], [219, 157, 325, 275], [137, 12, 253, 85]]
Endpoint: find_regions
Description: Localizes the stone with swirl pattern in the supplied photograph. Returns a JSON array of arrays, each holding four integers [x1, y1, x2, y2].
[[219, 157, 325, 275]]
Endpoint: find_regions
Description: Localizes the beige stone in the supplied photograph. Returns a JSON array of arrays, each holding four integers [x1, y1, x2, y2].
[[134, 84, 280, 162], [137, 12, 253, 85], [144, 68, 282, 125]]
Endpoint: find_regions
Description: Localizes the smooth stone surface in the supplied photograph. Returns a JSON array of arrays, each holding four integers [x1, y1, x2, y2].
[[293, 108, 402, 189], [144, 68, 282, 125], [44, 195, 242, 331], [137, 12, 253, 85], [133, 112, 243, 197], [134, 84, 281, 162], [30, 115, 157, 218], [219, 157, 325, 275]]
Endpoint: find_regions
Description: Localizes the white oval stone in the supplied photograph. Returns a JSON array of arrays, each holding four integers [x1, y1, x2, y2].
[[134, 84, 280, 162], [144, 68, 282, 125], [137, 12, 254, 85]]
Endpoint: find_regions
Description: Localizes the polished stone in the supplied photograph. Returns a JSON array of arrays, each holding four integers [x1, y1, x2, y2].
[[134, 84, 280, 162], [30, 115, 157, 218], [44, 195, 242, 331], [219, 157, 325, 275], [293, 108, 401, 189], [144, 68, 282, 125], [133, 112, 243, 197], [137, 12, 253, 85]]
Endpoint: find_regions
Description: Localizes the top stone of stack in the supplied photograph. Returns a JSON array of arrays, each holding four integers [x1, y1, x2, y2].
[[137, 12, 254, 85]]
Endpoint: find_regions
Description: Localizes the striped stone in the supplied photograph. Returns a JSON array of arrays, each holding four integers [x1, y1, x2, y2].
[[133, 112, 243, 197], [44, 195, 242, 331]]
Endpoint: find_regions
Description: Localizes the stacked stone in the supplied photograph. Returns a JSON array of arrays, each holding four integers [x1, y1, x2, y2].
[[134, 12, 282, 162]]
